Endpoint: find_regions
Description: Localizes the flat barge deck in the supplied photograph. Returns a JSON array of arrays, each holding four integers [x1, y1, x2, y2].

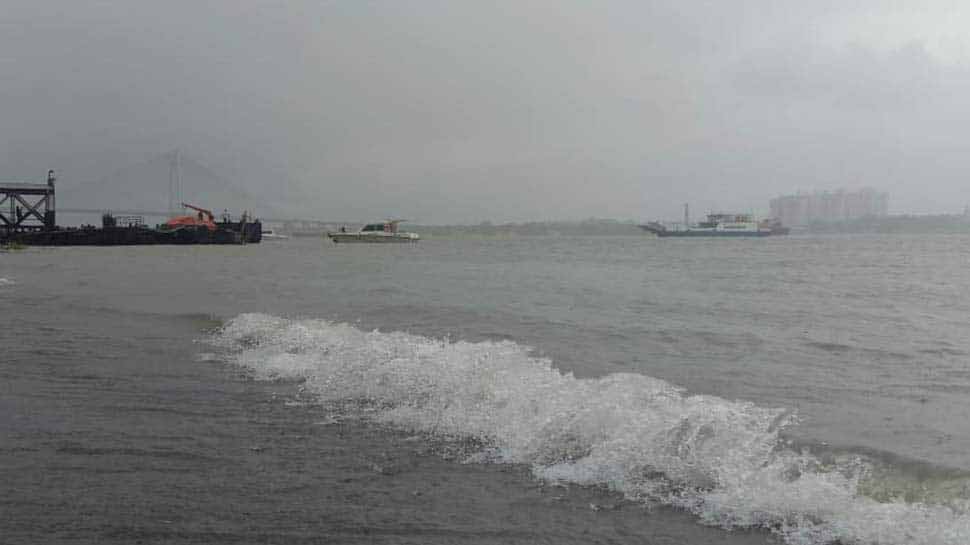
[[3, 218, 262, 246]]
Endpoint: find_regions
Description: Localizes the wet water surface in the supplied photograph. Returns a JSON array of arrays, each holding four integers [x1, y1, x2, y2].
[[3, 234, 970, 544]]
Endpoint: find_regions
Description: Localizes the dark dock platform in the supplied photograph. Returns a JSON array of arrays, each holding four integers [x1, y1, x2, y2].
[[4, 219, 263, 246]]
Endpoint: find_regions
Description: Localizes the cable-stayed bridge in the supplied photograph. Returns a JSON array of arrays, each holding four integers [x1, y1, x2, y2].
[[50, 150, 334, 228], [58, 206, 335, 228]]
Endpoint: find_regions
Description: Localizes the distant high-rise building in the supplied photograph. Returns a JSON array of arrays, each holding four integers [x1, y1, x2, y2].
[[769, 189, 888, 227]]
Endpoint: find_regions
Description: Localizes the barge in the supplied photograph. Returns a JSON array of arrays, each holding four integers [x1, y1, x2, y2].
[[2, 212, 261, 246], [1, 171, 260, 246]]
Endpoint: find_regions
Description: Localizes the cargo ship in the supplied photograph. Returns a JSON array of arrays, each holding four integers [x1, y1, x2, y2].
[[639, 205, 789, 237]]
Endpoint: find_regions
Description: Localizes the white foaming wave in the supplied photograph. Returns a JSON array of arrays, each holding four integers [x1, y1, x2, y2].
[[0, 278, 14, 287], [210, 313, 970, 545]]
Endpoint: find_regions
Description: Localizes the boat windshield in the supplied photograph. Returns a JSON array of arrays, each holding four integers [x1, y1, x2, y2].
[[361, 224, 385, 232]]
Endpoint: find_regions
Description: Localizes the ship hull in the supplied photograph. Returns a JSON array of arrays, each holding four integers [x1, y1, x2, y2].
[[2, 221, 262, 246], [327, 233, 419, 243], [638, 225, 772, 237], [654, 230, 771, 237]]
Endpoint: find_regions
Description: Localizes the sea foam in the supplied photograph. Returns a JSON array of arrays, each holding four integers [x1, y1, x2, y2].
[[209, 313, 970, 545]]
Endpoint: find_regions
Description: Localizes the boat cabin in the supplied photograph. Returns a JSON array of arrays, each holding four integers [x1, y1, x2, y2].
[[360, 221, 403, 233], [698, 213, 755, 228]]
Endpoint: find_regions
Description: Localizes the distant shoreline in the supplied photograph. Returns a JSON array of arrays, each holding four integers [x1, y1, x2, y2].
[[294, 214, 970, 239], [799, 214, 970, 234], [282, 214, 970, 237]]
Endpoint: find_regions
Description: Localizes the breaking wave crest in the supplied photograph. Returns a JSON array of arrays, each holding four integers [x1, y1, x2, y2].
[[209, 313, 970, 545], [0, 278, 14, 287]]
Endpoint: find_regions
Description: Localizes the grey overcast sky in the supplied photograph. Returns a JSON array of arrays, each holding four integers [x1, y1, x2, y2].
[[3, 1, 970, 223]]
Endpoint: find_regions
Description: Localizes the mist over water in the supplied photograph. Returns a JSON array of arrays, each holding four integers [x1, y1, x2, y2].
[[8, 1, 970, 220], [7, 1, 970, 542]]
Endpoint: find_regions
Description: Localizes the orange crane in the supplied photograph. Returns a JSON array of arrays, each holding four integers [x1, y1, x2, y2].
[[163, 202, 217, 231]]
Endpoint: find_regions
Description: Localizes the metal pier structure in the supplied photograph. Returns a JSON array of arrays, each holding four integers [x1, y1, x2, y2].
[[1, 170, 56, 233]]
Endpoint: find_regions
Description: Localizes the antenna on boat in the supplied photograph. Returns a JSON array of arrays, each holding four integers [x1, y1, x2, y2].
[[169, 152, 174, 218], [683, 203, 689, 228], [176, 149, 183, 212], [168, 149, 184, 218]]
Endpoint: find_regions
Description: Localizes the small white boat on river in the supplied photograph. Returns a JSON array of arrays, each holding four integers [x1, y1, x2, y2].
[[327, 220, 420, 243], [261, 229, 289, 240]]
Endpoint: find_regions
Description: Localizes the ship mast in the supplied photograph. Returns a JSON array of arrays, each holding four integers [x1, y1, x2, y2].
[[168, 149, 183, 218]]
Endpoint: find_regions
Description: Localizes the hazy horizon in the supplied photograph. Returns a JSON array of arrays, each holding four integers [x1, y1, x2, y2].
[[5, 1, 970, 223]]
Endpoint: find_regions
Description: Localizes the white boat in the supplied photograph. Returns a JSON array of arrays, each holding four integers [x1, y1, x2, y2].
[[327, 220, 420, 243], [261, 229, 289, 240]]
